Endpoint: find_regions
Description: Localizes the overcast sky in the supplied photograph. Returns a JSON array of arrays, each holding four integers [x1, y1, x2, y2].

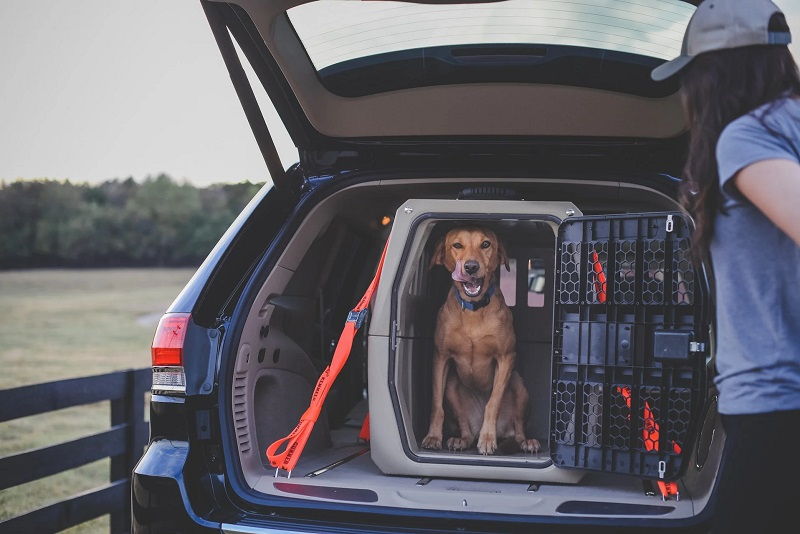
[[0, 0, 295, 186], [1, 0, 799, 186]]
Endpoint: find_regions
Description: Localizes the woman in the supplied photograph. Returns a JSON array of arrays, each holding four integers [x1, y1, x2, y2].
[[652, 0, 800, 531]]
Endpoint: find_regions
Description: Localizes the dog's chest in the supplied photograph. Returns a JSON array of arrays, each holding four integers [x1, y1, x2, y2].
[[450, 348, 498, 391], [438, 313, 508, 358]]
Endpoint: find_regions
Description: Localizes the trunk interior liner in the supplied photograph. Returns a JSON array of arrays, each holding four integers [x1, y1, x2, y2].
[[253, 401, 697, 518]]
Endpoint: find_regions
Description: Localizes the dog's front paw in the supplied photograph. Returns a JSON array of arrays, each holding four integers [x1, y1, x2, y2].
[[421, 434, 443, 450], [520, 438, 541, 454], [477, 432, 497, 455], [447, 437, 471, 451]]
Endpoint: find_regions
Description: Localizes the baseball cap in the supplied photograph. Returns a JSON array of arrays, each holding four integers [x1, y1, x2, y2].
[[651, 0, 792, 81]]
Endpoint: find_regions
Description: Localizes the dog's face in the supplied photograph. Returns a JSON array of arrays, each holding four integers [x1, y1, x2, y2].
[[431, 226, 509, 299]]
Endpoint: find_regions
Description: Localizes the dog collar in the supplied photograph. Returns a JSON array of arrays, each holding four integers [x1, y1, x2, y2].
[[454, 283, 496, 311]]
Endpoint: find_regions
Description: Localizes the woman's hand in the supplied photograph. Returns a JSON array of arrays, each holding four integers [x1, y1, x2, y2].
[[735, 158, 800, 246]]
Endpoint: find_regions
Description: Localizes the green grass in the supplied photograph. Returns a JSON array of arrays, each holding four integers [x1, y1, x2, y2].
[[0, 268, 194, 533]]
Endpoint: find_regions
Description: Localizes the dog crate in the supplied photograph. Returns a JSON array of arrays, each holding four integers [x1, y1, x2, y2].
[[368, 202, 709, 483], [368, 199, 585, 483]]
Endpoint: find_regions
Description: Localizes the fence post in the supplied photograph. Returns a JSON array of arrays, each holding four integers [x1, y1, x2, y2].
[[110, 369, 148, 534], [131, 369, 149, 463]]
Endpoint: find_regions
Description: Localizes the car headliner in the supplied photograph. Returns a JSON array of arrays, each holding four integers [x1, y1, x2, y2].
[[214, 0, 695, 141]]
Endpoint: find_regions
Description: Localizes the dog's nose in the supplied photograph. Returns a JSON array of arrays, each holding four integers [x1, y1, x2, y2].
[[464, 260, 479, 275]]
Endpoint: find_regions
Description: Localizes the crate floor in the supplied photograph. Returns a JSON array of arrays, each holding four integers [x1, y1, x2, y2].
[[419, 444, 551, 458], [252, 403, 697, 519]]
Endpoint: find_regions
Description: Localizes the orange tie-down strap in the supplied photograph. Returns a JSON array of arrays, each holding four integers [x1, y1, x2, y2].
[[266, 239, 389, 476], [616, 386, 682, 500], [615, 386, 682, 454], [591, 250, 607, 303], [358, 413, 370, 442]]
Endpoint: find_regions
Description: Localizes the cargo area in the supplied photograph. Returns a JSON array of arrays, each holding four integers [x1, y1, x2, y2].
[[225, 178, 722, 520], [246, 398, 704, 519]]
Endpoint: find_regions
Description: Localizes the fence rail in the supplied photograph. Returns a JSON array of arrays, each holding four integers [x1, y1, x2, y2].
[[0, 368, 150, 533]]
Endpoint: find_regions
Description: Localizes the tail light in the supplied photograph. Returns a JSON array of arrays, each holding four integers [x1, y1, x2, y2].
[[151, 313, 191, 394]]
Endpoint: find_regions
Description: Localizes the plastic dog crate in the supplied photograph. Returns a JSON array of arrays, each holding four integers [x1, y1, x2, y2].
[[551, 212, 709, 480], [368, 203, 708, 483], [368, 199, 585, 483]]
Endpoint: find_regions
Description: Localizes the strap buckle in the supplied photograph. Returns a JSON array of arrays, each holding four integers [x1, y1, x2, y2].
[[657, 480, 680, 501], [274, 467, 292, 479], [657, 460, 679, 501], [347, 309, 369, 329]]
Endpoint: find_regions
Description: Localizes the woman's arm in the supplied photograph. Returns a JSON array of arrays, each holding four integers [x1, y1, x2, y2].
[[734, 158, 800, 246]]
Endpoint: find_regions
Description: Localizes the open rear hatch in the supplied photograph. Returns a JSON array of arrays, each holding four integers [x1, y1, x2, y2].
[[201, 0, 699, 179]]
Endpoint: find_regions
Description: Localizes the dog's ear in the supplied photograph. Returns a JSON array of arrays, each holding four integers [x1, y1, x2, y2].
[[498, 239, 510, 272], [429, 236, 446, 269]]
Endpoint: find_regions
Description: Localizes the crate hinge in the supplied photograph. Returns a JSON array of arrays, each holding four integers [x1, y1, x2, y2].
[[689, 341, 706, 352]]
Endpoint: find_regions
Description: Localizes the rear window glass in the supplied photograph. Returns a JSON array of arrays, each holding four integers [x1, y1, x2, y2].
[[288, 0, 694, 71]]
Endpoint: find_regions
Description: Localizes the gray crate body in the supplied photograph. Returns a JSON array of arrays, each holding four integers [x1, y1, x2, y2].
[[368, 199, 586, 483]]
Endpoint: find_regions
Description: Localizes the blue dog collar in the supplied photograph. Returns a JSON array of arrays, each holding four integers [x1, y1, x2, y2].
[[454, 283, 496, 311]]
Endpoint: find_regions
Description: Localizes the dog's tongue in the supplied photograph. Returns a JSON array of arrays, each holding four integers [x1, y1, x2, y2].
[[451, 260, 472, 283]]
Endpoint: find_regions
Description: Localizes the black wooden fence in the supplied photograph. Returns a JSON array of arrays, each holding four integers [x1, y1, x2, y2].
[[0, 368, 150, 533]]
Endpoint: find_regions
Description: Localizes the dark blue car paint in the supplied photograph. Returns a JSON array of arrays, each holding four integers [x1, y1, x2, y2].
[[133, 440, 219, 532], [165, 183, 273, 315]]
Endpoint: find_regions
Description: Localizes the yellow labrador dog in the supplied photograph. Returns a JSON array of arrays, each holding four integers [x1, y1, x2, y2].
[[421, 226, 540, 455]]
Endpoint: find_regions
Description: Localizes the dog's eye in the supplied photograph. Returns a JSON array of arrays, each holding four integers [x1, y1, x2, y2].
[[452, 243, 463, 249], [480, 240, 491, 249]]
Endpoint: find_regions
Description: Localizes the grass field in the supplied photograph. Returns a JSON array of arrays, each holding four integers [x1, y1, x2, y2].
[[0, 268, 195, 533]]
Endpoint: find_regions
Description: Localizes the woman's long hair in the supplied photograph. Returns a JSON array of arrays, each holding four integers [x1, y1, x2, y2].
[[679, 14, 800, 261]]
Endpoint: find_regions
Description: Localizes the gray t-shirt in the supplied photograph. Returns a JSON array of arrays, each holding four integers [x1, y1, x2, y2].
[[711, 97, 800, 415]]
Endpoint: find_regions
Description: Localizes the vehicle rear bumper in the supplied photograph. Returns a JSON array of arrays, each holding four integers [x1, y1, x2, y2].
[[132, 439, 219, 533]]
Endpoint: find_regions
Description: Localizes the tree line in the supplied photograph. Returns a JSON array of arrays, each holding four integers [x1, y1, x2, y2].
[[0, 174, 266, 269]]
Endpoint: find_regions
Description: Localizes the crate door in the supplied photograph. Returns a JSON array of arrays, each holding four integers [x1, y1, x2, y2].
[[550, 213, 708, 479]]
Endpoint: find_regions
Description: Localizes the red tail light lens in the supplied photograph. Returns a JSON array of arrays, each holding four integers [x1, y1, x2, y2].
[[151, 313, 191, 366]]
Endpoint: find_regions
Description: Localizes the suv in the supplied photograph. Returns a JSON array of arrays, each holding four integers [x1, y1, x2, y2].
[[133, 1, 723, 532]]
